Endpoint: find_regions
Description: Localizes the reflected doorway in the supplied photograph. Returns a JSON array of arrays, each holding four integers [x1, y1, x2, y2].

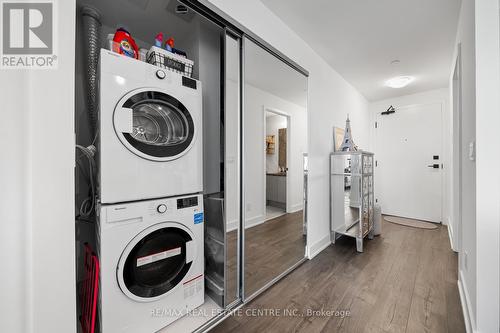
[[265, 109, 289, 221]]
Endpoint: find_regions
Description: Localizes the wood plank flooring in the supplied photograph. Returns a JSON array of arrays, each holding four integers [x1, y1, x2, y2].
[[244, 211, 306, 297], [225, 211, 306, 303], [212, 219, 465, 333]]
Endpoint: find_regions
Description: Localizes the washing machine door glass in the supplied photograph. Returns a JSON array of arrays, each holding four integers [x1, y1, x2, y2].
[[121, 226, 193, 299], [117, 90, 195, 161]]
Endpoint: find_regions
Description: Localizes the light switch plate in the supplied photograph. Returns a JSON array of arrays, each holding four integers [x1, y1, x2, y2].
[[469, 141, 476, 161]]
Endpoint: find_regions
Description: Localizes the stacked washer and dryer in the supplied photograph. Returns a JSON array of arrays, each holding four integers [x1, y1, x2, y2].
[[97, 49, 204, 333]]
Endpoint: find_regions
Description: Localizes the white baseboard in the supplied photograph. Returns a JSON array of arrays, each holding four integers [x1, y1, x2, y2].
[[227, 215, 266, 232], [229, 208, 304, 232], [447, 221, 457, 252], [443, 215, 450, 226], [288, 202, 303, 213], [306, 234, 331, 260], [227, 219, 239, 232], [458, 270, 476, 333], [245, 215, 265, 229]]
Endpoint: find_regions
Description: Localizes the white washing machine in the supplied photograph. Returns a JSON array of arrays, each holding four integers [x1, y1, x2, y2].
[[99, 50, 203, 204], [97, 194, 204, 333]]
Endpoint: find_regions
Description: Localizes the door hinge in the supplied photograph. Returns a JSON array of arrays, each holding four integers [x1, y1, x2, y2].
[[375, 121, 378, 128], [375, 160, 378, 167]]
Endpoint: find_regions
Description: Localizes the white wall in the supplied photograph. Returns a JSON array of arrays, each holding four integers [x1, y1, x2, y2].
[[475, 1, 500, 332], [266, 113, 287, 173], [198, 20, 223, 195], [244, 84, 307, 227], [368, 88, 451, 226], [451, 1, 477, 330], [0, 1, 77, 332], [206, 0, 370, 258], [1, 50, 31, 333]]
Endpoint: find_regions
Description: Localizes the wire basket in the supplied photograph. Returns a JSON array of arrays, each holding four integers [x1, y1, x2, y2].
[[146, 46, 194, 77]]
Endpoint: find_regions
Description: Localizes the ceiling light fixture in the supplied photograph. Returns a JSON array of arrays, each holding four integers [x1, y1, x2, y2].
[[385, 76, 414, 88]]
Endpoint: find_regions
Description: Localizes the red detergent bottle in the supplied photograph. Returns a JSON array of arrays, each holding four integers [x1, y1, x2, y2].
[[113, 28, 139, 59]]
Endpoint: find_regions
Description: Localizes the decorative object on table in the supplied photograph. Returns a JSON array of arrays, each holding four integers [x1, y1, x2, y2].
[[339, 115, 358, 151], [266, 135, 275, 154], [112, 27, 138, 59], [333, 126, 345, 152], [146, 46, 194, 77]]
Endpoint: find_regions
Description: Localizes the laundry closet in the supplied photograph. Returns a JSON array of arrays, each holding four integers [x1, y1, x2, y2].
[[74, 1, 309, 332]]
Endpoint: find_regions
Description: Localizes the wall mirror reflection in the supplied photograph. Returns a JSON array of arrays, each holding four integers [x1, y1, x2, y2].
[[243, 38, 308, 299]]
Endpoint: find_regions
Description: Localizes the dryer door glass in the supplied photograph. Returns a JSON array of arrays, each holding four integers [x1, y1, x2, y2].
[[122, 227, 193, 298], [119, 91, 195, 159]]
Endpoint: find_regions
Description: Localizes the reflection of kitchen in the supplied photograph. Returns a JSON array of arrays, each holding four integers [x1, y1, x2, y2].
[[265, 111, 288, 220]]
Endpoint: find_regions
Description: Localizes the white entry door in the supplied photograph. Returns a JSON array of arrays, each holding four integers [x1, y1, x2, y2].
[[375, 103, 443, 222]]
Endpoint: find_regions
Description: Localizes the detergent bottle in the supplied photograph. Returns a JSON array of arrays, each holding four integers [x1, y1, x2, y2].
[[154, 33, 163, 48], [112, 27, 139, 59], [165, 38, 174, 52]]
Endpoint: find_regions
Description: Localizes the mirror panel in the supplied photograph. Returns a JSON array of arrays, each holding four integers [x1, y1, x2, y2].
[[243, 38, 308, 298], [224, 32, 241, 306]]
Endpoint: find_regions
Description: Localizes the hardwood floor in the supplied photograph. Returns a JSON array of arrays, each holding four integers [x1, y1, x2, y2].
[[244, 211, 306, 297], [212, 220, 465, 333], [225, 211, 306, 303]]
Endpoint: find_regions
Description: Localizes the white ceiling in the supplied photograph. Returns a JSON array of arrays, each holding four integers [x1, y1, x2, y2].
[[261, 0, 461, 101]]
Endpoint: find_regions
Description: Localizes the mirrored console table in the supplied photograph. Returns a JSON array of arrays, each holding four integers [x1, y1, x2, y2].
[[330, 151, 374, 252]]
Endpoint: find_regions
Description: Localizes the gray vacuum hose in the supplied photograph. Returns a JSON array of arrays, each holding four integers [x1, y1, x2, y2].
[[81, 6, 101, 141]]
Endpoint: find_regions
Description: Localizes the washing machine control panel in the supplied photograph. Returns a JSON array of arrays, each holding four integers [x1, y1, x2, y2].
[[147, 201, 170, 216], [145, 195, 201, 217], [177, 196, 198, 209], [156, 204, 167, 213]]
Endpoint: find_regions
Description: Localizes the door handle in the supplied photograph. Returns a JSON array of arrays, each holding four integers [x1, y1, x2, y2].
[[427, 164, 440, 169]]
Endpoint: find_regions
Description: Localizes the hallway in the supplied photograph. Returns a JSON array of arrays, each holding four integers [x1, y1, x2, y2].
[[213, 220, 465, 333]]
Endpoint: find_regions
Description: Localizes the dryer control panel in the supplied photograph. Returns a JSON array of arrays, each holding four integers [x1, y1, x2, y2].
[[102, 194, 203, 222], [177, 196, 198, 209]]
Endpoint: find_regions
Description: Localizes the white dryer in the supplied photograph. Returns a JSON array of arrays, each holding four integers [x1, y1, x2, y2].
[[99, 50, 203, 204], [98, 194, 204, 333]]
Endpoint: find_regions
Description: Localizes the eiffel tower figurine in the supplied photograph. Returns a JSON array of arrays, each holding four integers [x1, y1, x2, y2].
[[339, 115, 358, 151]]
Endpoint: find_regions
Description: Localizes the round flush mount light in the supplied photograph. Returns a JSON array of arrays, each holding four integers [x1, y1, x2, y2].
[[385, 76, 414, 88]]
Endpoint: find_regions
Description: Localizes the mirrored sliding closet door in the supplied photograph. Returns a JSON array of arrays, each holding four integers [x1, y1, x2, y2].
[[242, 38, 308, 299]]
